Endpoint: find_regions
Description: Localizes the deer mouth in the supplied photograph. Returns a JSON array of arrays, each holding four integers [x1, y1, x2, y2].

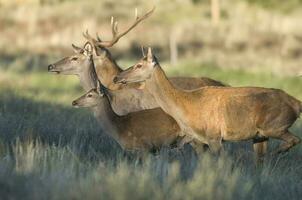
[[49, 70, 60, 74]]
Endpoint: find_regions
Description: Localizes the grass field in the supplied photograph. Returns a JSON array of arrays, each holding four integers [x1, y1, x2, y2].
[[0, 61, 301, 199]]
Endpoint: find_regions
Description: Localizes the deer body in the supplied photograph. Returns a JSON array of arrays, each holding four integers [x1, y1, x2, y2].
[[115, 49, 301, 154]]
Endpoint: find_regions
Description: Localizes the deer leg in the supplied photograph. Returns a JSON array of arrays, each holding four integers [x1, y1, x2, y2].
[[253, 139, 268, 165], [271, 131, 301, 155], [177, 135, 194, 148]]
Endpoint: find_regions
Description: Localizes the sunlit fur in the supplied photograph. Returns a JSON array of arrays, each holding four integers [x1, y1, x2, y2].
[[115, 48, 301, 157], [72, 88, 181, 152]]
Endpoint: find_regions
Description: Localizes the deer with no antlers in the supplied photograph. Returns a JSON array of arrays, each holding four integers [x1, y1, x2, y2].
[[72, 83, 182, 152], [114, 48, 301, 158]]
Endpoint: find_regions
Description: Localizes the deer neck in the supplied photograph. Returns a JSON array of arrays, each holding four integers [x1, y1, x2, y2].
[[92, 96, 123, 142], [93, 56, 122, 90], [146, 65, 186, 124], [78, 59, 98, 92]]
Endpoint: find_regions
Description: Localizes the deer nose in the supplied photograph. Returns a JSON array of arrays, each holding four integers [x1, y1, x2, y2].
[[72, 101, 78, 106], [48, 64, 55, 71]]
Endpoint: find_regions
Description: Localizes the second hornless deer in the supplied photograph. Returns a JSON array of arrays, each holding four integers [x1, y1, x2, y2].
[[114, 48, 301, 157], [72, 83, 182, 152]]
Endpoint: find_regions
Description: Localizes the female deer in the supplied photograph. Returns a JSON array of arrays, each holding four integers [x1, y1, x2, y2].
[[72, 83, 182, 152], [114, 48, 301, 156]]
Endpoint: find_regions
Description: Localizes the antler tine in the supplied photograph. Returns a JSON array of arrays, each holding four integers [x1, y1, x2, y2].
[[95, 6, 155, 48], [135, 8, 138, 20], [141, 45, 146, 57], [113, 21, 119, 38], [83, 29, 98, 44], [96, 32, 102, 42], [110, 16, 118, 37]]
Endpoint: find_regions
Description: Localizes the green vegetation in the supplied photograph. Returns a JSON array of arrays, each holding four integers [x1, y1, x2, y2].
[[0, 62, 301, 199]]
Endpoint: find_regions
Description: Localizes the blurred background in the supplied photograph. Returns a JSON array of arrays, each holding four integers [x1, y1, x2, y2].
[[1, 0, 302, 74]]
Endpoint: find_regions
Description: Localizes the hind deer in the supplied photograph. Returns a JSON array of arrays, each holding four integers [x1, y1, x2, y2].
[[72, 83, 182, 152], [114, 48, 301, 159]]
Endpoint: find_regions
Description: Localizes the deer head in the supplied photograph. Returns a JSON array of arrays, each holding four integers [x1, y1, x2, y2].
[[72, 81, 105, 108], [48, 42, 94, 75], [114, 47, 158, 84]]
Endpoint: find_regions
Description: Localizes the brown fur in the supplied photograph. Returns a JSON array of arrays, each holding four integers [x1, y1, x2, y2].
[[115, 49, 301, 155], [92, 45, 228, 115], [73, 89, 181, 152]]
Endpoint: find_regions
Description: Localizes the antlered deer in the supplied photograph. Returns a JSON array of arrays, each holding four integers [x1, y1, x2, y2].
[[114, 48, 301, 156]]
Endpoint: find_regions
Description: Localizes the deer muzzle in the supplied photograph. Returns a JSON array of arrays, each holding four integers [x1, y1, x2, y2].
[[72, 101, 79, 107], [48, 64, 60, 74]]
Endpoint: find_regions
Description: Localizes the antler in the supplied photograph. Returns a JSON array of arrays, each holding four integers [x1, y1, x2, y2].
[[94, 6, 155, 48], [83, 30, 99, 44]]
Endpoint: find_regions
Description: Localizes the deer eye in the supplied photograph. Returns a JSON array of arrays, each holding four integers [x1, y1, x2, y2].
[[87, 94, 93, 98], [136, 64, 142, 69], [71, 57, 78, 61]]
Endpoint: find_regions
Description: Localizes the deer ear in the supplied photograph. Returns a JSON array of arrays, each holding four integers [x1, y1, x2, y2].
[[72, 44, 84, 54], [98, 49, 107, 59], [96, 80, 101, 93], [147, 47, 153, 62], [83, 42, 93, 56]]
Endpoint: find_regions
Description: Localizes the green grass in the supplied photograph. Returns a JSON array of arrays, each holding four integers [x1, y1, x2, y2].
[[0, 63, 302, 199]]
